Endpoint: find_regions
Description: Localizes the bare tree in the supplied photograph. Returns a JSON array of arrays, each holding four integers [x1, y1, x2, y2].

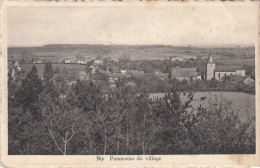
[[39, 92, 83, 155]]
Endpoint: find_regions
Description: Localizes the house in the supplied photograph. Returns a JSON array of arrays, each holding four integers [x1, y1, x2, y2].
[[170, 56, 184, 62], [205, 54, 246, 81], [154, 72, 169, 80], [94, 60, 103, 64], [243, 76, 254, 85], [109, 76, 117, 89], [170, 67, 201, 83], [33, 60, 43, 64], [110, 73, 126, 80], [89, 65, 96, 74], [215, 67, 245, 80], [121, 70, 145, 78], [131, 70, 145, 78], [77, 60, 89, 64], [77, 60, 84, 64], [120, 70, 127, 74], [120, 70, 132, 77], [106, 57, 118, 63], [77, 71, 89, 81], [65, 60, 74, 64], [8, 61, 22, 81]]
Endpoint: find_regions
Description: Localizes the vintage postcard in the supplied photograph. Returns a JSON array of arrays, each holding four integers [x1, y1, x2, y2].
[[0, 1, 259, 167]]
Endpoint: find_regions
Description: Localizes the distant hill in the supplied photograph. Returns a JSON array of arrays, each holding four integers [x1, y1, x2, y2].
[[41, 44, 174, 49]]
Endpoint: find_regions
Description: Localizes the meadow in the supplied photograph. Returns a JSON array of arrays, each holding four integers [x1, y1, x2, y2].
[[150, 92, 255, 123]]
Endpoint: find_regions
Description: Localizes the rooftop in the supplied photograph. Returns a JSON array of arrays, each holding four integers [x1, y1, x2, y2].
[[154, 72, 169, 78], [109, 73, 126, 78], [14, 61, 20, 67], [171, 67, 198, 77], [215, 65, 244, 72], [78, 71, 88, 76]]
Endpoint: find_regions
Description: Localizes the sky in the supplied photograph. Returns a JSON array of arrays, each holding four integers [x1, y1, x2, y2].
[[7, 4, 257, 47]]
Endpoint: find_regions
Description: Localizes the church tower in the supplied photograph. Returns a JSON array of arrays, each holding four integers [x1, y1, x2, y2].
[[205, 54, 215, 81]]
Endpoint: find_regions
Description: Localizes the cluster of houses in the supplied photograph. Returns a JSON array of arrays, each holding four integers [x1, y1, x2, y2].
[[8, 54, 254, 89], [64, 57, 118, 65], [105, 55, 253, 89], [64, 59, 93, 64]]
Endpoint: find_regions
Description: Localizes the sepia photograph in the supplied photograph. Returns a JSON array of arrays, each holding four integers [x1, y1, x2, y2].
[[0, 1, 259, 167]]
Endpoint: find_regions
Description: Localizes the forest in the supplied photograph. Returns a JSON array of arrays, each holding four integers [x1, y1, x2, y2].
[[8, 64, 255, 155]]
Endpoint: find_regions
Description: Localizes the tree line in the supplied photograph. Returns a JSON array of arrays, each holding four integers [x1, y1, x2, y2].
[[8, 64, 255, 155]]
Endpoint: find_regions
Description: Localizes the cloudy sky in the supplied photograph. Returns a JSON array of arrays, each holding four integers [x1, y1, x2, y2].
[[7, 4, 257, 47]]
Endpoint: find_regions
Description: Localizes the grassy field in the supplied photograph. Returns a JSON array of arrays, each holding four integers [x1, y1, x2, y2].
[[150, 92, 255, 123]]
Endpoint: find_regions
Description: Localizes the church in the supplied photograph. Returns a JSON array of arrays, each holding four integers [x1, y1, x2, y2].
[[205, 54, 245, 81]]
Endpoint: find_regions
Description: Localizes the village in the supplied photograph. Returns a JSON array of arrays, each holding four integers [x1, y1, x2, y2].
[[5, 2, 258, 157], [8, 53, 255, 94]]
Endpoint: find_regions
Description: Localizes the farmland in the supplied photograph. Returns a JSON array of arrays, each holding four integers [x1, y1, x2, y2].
[[150, 92, 255, 123]]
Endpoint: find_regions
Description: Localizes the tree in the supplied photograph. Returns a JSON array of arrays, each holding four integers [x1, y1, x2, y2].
[[38, 92, 86, 155], [134, 92, 159, 154], [101, 90, 125, 155], [70, 80, 103, 112], [243, 64, 255, 80], [61, 67, 68, 77], [118, 86, 139, 154], [8, 106, 33, 154], [140, 61, 154, 73], [54, 66, 60, 75], [207, 78, 218, 89], [150, 86, 204, 154], [16, 65, 43, 119], [44, 63, 54, 80], [8, 67, 255, 155]]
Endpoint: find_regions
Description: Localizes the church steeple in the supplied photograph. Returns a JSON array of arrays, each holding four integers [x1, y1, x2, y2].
[[207, 53, 213, 63], [205, 53, 215, 81]]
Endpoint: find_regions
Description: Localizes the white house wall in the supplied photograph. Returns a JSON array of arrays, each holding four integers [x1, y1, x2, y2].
[[215, 71, 245, 80]]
